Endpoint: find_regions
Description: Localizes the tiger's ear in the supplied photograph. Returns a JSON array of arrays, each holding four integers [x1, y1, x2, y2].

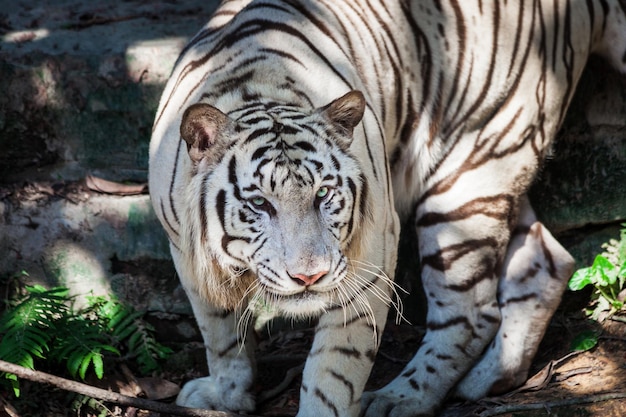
[[319, 90, 366, 147], [180, 103, 232, 164]]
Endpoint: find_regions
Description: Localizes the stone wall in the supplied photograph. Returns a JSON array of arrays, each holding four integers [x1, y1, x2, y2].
[[530, 58, 626, 266], [0, 0, 222, 338], [1, 1, 625, 329]]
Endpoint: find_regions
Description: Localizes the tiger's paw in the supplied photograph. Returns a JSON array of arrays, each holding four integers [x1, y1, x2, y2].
[[176, 376, 256, 413], [360, 390, 435, 417]]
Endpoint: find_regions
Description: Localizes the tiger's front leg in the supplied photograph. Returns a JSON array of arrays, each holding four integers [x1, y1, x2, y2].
[[176, 286, 257, 412], [362, 194, 511, 416], [172, 250, 256, 413], [297, 275, 393, 417]]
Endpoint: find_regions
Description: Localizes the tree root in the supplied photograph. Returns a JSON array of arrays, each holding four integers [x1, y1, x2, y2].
[[0, 360, 260, 417]]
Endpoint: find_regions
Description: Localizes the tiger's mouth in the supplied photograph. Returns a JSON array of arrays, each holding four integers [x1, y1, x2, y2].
[[280, 289, 325, 301], [262, 286, 336, 317]]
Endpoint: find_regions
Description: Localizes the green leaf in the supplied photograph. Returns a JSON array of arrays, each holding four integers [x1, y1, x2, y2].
[[79, 353, 94, 380], [590, 296, 612, 320], [590, 255, 618, 286], [619, 226, 626, 261], [67, 351, 82, 378], [128, 330, 143, 352], [568, 267, 592, 291], [3, 372, 20, 397], [570, 330, 599, 352], [111, 311, 143, 341]]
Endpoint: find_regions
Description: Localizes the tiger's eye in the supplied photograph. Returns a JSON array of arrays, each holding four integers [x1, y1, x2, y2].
[[316, 186, 329, 199], [251, 196, 266, 206]]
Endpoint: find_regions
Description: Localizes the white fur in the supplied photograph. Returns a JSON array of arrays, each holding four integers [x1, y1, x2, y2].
[[149, 1, 626, 416]]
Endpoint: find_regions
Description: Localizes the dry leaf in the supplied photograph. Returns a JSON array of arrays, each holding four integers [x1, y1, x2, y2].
[[85, 175, 147, 196]]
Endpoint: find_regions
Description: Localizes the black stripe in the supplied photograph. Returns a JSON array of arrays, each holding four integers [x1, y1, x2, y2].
[[427, 316, 472, 331], [421, 237, 499, 272], [328, 369, 355, 403], [258, 47, 306, 67], [228, 156, 242, 200], [200, 175, 209, 243], [216, 189, 227, 234], [167, 142, 183, 227], [160, 199, 179, 237], [330, 346, 361, 359], [293, 141, 316, 152], [245, 128, 270, 144], [501, 293, 537, 306], [217, 338, 239, 357], [314, 388, 339, 417]]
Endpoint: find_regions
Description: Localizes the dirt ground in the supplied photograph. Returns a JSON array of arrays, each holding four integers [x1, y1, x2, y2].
[[252, 308, 626, 417], [2, 293, 624, 417]]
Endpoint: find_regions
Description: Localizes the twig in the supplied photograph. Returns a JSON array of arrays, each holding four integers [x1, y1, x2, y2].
[[0, 396, 20, 417], [258, 364, 304, 404], [479, 392, 626, 417], [377, 350, 409, 364], [552, 366, 594, 382], [0, 360, 259, 417], [505, 350, 583, 395], [599, 334, 626, 342], [608, 315, 626, 324], [63, 14, 151, 30]]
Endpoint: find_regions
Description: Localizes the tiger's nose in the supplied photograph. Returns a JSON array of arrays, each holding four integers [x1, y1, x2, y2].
[[290, 271, 328, 287]]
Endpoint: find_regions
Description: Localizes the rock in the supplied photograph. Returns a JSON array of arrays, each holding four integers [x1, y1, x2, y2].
[[0, 184, 180, 309], [0, 0, 220, 182], [530, 58, 626, 234]]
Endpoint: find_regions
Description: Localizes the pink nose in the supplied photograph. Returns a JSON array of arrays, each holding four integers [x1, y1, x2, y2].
[[291, 271, 328, 286]]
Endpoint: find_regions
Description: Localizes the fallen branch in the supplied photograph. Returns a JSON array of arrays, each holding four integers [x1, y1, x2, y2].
[[0, 360, 259, 417], [479, 391, 626, 417]]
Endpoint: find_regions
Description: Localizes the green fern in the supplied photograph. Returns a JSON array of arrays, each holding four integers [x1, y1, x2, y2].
[[52, 313, 119, 380], [127, 318, 173, 374], [0, 286, 69, 395], [88, 294, 173, 374], [0, 284, 172, 397], [70, 394, 110, 417]]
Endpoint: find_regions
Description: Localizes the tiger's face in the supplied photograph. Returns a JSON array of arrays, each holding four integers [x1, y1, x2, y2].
[[180, 91, 371, 317]]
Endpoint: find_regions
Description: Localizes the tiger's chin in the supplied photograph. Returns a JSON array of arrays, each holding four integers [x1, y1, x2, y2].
[[269, 289, 335, 318]]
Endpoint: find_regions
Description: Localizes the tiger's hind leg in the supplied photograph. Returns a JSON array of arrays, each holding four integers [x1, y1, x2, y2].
[[453, 196, 574, 399], [362, 188, 513, 416]]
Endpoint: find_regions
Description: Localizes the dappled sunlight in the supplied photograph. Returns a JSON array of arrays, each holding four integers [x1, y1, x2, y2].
[[494, 319, 626, 415], [2, 28, 50, 44], [557, 347, 625, 396], [42, 240, 110, 303], [125, 38, 189, 85]]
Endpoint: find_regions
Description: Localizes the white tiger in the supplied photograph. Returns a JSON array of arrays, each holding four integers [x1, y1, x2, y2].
[[149, 0, 626, 416]]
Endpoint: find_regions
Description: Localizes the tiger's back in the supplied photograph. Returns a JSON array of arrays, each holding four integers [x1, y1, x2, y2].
[[149, 1, 626, 416]]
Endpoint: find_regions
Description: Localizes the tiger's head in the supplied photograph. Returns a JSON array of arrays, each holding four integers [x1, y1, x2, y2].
[[178, 91, 374, 318]]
